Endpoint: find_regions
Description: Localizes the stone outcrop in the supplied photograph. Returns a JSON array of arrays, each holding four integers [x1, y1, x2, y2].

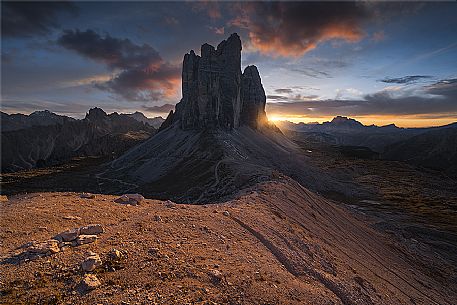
[[171, 33, 267, 130], [240, 65, 267, 128]]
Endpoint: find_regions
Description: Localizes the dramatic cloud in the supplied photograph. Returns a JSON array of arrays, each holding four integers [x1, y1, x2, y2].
[[380, 75, 432, 84], [425, 78, 457, 96], [58, 29, 180, 101], [1, 2, 77, 37], [58, 29, 162, 71], [230, 2, 372, 57], [192, 1, 222, 20], [267, 78, 457, 117]]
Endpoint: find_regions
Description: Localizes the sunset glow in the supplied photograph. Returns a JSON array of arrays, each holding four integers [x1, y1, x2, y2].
[[2, 2, 456, 127]]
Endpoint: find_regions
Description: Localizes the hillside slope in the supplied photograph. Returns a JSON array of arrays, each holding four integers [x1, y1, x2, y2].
[[1, 178, 455, 304], [382, 124, 457, 176]]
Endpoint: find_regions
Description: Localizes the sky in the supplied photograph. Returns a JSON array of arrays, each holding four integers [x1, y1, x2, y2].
[[1, 1, 457, 127]]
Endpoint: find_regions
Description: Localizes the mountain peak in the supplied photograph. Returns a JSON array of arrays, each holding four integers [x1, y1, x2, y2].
[[85, 107, 108, 121], [330, 116, 364, 128], [169, 33, 266, 130]]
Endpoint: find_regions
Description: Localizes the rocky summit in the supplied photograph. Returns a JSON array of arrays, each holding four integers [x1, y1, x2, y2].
[[171, 33, 267, 130]]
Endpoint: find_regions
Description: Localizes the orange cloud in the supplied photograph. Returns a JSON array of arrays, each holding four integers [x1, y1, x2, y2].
[[231, 2, 371, 57]]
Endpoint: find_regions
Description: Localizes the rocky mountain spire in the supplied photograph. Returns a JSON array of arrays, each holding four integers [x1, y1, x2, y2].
[[172, 33, 267, 130]]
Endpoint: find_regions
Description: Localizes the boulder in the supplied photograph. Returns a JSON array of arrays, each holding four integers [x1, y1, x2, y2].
[[80, 224, 104, 235], [114, 194, 145, 205], [80, 274, 101, 290], [76, 235, 98, 245], [58, 228, 80, 242], [29, 240, 60, 255], [81, 253, 102, 272]]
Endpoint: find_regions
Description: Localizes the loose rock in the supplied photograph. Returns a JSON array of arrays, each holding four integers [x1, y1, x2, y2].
[[108, 249, 123, 261], [76, 235, 98, 245], [0, 195, 8, 202], [58, 228, 80, 242], [80, 274, 101, 290], [80, 224, 104, 235], [29, 240, 60, 255], [223, 211, 230, 217], [208, 269, 223, 284], [80, 193, 96, 199], [82, 253, 102, 272], [165, 200, 176, 209], [114, 194, 144, 205]]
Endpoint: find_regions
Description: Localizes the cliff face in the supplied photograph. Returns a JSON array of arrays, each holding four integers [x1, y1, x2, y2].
[[240, 65, 267, 128], [172, 33, 267, 130]]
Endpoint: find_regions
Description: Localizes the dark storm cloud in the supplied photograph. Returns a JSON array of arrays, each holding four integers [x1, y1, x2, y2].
[[230, 2, 373, 57], [57, 29, 162, 70], [267, 79, 457, 117], [142, 104, 175, 113], [1, 2, 77, 37], [57, 29, 180, 101], [380, 75, 432, 84]]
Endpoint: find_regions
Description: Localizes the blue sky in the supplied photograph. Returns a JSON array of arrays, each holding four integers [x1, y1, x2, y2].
[[1, 1, 456, 127]]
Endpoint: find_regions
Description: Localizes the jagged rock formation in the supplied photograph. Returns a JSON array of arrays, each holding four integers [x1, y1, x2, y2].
[[171, 33, 267, 130], [105, 34, 357, 202], [1, 108, 155, 172]]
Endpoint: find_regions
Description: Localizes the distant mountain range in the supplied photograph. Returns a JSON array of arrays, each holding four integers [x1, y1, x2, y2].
[[276, 116, 457, 176], [1, 108, 164, 172], [1, 109, 164, 131], [125, 111, 165, 129], [382, 124, 457, 176]]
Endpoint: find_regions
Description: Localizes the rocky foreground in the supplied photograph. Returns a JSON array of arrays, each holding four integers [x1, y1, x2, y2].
[[1, 177, 455, 304]]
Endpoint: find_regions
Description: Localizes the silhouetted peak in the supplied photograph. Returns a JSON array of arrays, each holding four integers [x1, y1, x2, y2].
[[330, 116, 364, 128], [85, 107, 107, 121], [30, 110, 56, 117]]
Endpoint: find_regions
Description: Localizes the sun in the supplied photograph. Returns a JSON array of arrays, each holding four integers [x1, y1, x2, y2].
[[267, 115, 284, 122]]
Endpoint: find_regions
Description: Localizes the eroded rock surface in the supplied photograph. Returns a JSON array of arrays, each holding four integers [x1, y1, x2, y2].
[[170, 33, 267, 131]]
